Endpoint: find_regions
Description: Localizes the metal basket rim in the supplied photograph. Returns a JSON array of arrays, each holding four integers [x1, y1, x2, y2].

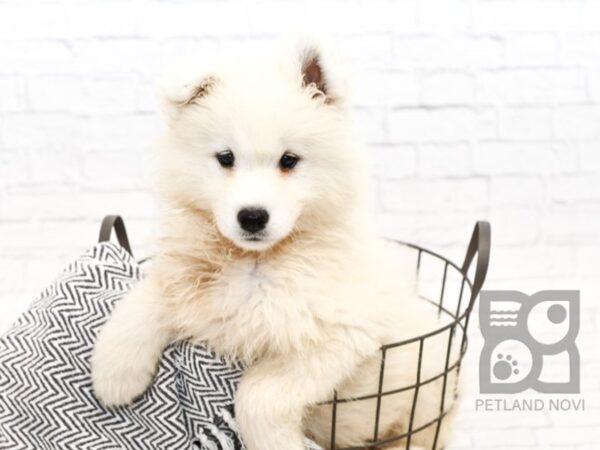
[[380, 239, 474, 350]]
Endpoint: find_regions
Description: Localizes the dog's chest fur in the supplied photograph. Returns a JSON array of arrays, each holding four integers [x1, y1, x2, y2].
[[183, 256, 325, 362], [225, 259, 271, 305]]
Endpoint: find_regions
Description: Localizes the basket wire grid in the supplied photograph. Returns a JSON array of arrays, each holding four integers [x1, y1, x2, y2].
[[321, 221, 490, 450], [99, 216, 491, 450]]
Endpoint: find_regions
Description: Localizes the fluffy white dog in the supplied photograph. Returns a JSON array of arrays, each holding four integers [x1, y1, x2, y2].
[[92, 41, 457, 450]]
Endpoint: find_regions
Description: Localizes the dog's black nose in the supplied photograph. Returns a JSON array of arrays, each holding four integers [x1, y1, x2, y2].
[[237, 208, 269, 233]]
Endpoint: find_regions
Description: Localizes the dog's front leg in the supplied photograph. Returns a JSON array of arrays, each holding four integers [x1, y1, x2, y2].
[[235, 330, 379, 450], [91, 276, 172, 406]]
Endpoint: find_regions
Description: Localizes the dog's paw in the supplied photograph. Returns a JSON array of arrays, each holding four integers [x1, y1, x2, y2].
[[91, 323, 155, 407]]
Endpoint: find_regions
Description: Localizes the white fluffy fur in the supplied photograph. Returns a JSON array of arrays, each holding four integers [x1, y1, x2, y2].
[[91, 41, 457, 450]]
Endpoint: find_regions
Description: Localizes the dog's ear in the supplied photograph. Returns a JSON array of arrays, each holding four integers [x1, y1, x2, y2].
[[157, 63, 218, 120], [298, 41, 346, 106], [301, 49, 327, 96]]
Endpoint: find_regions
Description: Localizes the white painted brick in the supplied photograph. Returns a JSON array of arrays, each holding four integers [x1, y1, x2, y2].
[[505, 34, 559, 67], [352, 71, 419, 107], [393, 36, 505, 69], [28, 74, 143, 114], [247, 1, 419, 36], [0, 190, 156, 222], [576, 445, 600, 450], [471, 428, 537, 447], [390, 108, 457, 141], [65, 1, 138, 38], [536, 426, 600, 447], [489, 176, 545, 206], [0, 75, 28, 112], [156, 39, 222, 70], [472, 141, 578, 175], [139, 1, 251, 38], [2, 113, 159, 152], [580, 360, 600, 391], [0, 258, 26, 294], [418, 143, 471, 177], [554, 105, 600, 139], [544, 205, 600, 245], [369, 144, 417, 179], [0, 41, 75, 74], [134, 77, 160, 113], [490, 245, 576, 280], [489, 207, 540, 245], [580, 1, 600, 31], [246, 2, 313, 36], [81, 150, 144, 190], [560, 34, 600, 66], [70, 39, 161, 75], [421, 71, 476, 105], [588, 70, 600, 103], [448, 429, 472, 448], [352, 108, 387, 143], [0, 150, 29, 186], [27, 148, 82, 184], [389, 107, 496, 142], [337, 35, 394, 71], [1, 114, 88, 151], [477, 69, 587, 105], [74, 114, 161, 151], [0, 4, 68, 39], [548, 174, 600, 204], [476, 107, 499, 140], [499, 107, 553, 140], [473, 1, 581, 32], [579, 140, 600, 171], [418, 0, 472, 33], [380, 177, 488, 212]]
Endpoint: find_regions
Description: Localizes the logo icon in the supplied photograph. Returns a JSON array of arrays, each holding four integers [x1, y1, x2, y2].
[[479, 290, 580, 394]]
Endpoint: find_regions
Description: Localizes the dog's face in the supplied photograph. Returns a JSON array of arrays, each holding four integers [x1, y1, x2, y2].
[[158, 43, 364, 251]]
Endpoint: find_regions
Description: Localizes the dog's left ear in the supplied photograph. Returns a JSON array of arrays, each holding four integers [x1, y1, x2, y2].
[[156, 62, 218, 120], [298, 42, 347, 106]]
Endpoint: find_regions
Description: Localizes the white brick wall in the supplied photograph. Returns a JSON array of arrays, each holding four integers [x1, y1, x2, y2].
[[0, 0, 599, 448]]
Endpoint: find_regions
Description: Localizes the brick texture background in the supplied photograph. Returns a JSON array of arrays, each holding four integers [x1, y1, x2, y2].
[[0, 0, 599, 448]]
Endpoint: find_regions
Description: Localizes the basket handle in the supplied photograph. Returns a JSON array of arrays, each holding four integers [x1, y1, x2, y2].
[[98, 215, 133, 256], [461, 220, 491, 311]]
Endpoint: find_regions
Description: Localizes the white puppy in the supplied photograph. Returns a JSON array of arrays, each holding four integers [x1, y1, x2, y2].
[[92, 41, 457, 450]]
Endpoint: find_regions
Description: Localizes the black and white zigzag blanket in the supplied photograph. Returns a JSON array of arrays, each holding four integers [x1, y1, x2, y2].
[[0, 242, 321, 450]]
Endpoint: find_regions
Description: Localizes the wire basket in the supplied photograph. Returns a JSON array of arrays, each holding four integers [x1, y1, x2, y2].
[[99, 217, 491, 450], [314, 221, 491, 450]]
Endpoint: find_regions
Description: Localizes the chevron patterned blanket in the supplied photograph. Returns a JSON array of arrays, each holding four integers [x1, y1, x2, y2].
[[0, 242, 319, 450]]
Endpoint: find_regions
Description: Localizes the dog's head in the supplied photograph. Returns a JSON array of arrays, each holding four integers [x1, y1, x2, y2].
[[157, 41, 367, 252]]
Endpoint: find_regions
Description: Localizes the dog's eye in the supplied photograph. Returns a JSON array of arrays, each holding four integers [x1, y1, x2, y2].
[[279, 152, 300, 171], [216, 150, 235, 168]]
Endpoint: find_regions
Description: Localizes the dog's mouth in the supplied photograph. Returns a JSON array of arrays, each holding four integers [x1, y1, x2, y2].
[[242, 233, 266, 242], [234, 235, 273, 252], [237, 232, 272, 249]]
